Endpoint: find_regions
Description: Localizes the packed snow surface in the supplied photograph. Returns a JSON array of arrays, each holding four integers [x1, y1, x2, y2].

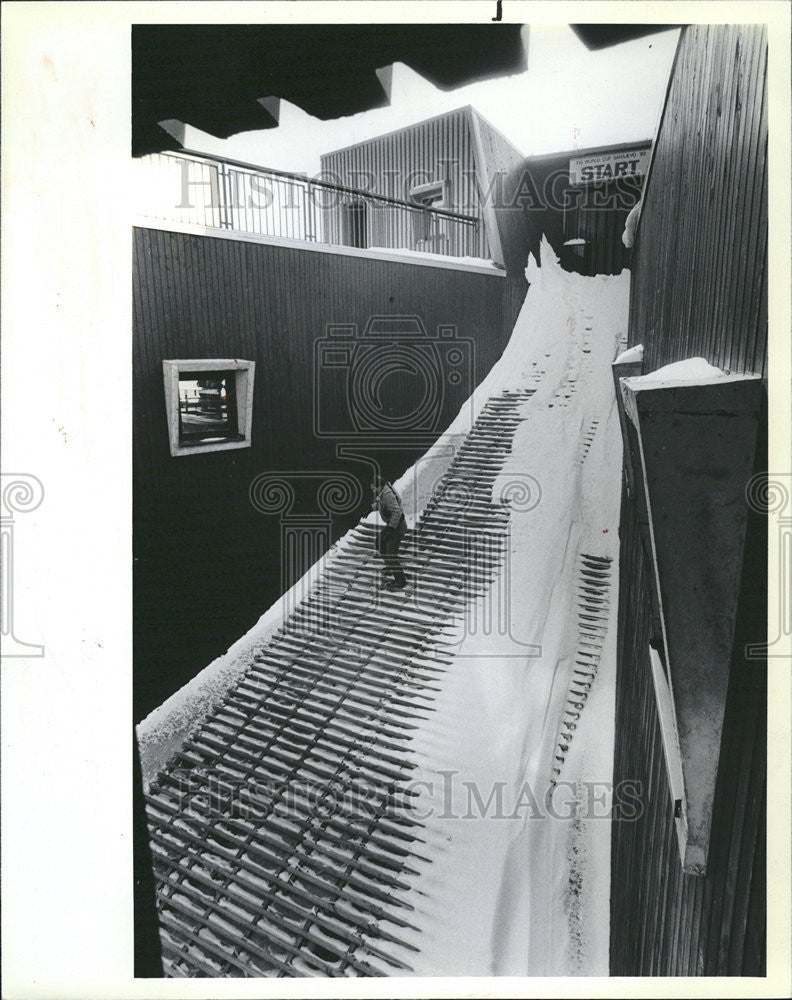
[[378, 237, 630, 976]]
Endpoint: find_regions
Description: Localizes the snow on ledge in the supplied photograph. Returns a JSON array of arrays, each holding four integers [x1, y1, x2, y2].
[[622, 357, 744, 391], [613, 343, 643, 366]]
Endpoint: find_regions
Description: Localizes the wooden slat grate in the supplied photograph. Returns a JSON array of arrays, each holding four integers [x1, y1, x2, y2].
[[578, 419, 600, 465], [550, 553, 613, 784], [146, 387, 535, 977]]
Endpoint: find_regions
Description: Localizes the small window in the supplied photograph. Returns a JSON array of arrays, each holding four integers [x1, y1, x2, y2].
[[163, 360, 255, 457]]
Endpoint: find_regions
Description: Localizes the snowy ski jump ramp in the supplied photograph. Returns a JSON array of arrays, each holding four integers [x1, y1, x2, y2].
[[137, 238, 631, 977]]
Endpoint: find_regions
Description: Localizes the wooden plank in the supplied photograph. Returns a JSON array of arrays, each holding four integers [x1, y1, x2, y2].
[[629, 24, 767, 379]]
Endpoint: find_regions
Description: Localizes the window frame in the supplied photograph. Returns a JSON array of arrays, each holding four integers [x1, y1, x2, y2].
[[163, 359, 255, 457]]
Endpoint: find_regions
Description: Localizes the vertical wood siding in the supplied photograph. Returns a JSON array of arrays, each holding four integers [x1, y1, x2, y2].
[[567, 182, 640, 277], [320, 108, 530, 271], [628, 25, 768, 377], [133, 227, 523, 720], [611, 24, 767, 975], [321, 107, 527, 262], [502, 148, 647, 277], [322, 108, 476, 210]]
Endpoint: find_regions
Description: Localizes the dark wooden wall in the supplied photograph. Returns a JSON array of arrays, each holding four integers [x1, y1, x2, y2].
[[133, 226, 524, 720], [610, 24, 767, 975], [567, 182, 640, 276], [628, 24, 768, 378]]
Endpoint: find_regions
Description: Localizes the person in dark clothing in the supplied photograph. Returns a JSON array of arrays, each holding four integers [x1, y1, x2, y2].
[[372, 476, 408, 589]]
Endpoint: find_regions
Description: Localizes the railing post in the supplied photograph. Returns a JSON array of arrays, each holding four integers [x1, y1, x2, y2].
[[304, 181, 314, 241], [218, 161, 231, 229]]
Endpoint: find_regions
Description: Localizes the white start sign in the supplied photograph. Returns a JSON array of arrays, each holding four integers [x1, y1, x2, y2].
[[569, 148, 651, 184]]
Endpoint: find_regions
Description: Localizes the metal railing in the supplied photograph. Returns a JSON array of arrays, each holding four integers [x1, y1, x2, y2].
[[133, 150, 487, 260]]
